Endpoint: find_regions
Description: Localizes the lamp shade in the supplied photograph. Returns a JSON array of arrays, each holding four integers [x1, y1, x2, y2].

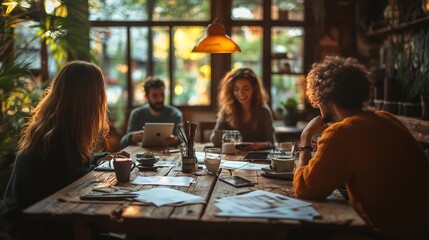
[[192, 21, 241, 53]]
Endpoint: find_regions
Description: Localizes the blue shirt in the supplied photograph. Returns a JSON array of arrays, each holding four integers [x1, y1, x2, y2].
[[120, 104, 183, 148]]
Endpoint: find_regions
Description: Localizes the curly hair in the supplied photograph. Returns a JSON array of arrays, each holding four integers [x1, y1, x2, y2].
[[306, 56, 373, 109], [217, 68, 269, 129]]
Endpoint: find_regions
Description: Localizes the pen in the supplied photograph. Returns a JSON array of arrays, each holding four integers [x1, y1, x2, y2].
[[80, 193, 138, 200]]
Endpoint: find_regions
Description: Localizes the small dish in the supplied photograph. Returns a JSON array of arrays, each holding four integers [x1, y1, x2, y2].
[[137, 165, 158, 171], [136, 156, 159, 167], [261, 168, 294, 180]]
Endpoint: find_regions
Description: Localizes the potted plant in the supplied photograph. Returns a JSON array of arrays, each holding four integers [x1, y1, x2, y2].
[[281, 97, 299, 127], [396, 51, 422, 117]]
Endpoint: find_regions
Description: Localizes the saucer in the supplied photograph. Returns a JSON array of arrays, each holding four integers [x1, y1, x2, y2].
[[136, 156, 159, 167], [261, 169, 293, 180], [137, 165, 158, 171]]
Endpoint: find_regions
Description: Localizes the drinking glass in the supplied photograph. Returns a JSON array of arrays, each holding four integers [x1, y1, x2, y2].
[[222, 130, 242, 154], [204, 148, 221, 174]]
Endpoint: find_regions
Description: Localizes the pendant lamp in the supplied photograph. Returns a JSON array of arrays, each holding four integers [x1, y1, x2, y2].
[[192, 19, 241, 53]]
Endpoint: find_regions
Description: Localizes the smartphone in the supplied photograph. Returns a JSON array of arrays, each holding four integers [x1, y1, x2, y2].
[[243, 151, 270, 162], [235, 142, 252, 150], [219, 176, 255, 188]]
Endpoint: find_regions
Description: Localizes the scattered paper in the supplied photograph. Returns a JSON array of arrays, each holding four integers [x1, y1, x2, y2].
[[134, 187, 204, 206], [154, 161, 176, 167], [220, 160, 269, 170], [196, 152, 227, 164], [215, 190, 319, 221], [132, 176, 194, 187], [221, 160, 248, 169]]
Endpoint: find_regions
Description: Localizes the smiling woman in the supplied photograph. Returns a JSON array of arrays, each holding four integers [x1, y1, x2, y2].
[[210, 68, 275, 150]]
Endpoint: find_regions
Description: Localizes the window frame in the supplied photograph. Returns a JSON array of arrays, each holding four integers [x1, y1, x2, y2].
[[90, 0, 308, 112]]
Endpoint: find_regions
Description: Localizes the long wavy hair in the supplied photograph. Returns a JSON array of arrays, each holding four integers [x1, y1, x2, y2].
[[217, 68, 269, 129], [17, 61, 109, 159]]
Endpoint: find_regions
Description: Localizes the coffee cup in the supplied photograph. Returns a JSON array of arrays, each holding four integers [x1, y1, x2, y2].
[[113, 158, 136, 182], [271, 157, 295, 173]]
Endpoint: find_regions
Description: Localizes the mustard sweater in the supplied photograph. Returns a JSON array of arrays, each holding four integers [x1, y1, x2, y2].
[[294, 111, 429, 239]]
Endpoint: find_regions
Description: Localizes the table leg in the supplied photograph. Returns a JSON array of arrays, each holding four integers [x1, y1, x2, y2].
[[73, 221, 92, 240]]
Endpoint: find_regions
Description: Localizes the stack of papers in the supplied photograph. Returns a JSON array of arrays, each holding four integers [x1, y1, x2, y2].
[[215, 190, 319, 221], [134, 187, 204, 206], [132, 176, 194, 187]]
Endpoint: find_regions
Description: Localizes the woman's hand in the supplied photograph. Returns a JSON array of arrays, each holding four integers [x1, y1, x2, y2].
[[243, 142, 271, 151]]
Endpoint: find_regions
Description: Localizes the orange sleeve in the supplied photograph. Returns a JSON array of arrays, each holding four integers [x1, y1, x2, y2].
[[293, 123, 355, 199]]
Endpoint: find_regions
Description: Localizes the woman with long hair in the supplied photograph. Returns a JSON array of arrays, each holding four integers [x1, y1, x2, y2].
[[210, 68, 274, 150], [0, 61, 109, 238]]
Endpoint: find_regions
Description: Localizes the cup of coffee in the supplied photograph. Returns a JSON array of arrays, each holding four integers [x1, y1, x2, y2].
[[271, 157, 295, 173], [113, 158, 136, 182]]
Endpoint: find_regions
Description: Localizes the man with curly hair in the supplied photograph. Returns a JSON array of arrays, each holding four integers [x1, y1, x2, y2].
[[293, 56, 429, 239]]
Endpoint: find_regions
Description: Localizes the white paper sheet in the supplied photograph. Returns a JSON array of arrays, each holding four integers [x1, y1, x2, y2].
[[216, 204, 318, 221], [196, 151, 227, 164], [214, 190, 319, 220], [132, 176, 194, 187], [134, 187, 204, 206], [220, 160, 269, 170], [154, 161, 176, 167], [216, 190, 311, 213]]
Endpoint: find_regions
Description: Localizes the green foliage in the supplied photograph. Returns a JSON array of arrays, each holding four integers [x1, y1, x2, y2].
[[0, 0, 92, 195], [0, 57, 41, 154], [394, 30, 429, 101], [281, 97, 298, 111]]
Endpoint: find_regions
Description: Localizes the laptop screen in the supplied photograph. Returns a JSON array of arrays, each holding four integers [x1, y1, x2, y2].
[[141, 123, 174, 147]]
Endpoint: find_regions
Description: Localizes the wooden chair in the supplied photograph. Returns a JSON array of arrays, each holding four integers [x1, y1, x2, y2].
[[198, 120, 217, 143]]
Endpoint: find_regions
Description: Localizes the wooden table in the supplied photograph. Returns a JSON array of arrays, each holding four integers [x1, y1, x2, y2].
[[23, 144, 368, 240]]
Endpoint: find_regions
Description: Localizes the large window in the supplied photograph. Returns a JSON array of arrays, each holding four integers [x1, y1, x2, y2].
[[89, 0, 306, 128], [89, 0, 211, 128], [231, 0, 305, 112]]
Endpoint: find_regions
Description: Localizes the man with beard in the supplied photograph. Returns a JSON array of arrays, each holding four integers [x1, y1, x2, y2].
[[120, 77, 182, 148], [293, 56, 429, 239]]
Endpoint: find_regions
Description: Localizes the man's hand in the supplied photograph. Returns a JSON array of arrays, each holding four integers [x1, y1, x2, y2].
[[166, 135, 179, 147], [131, 130, 144, 144], [297, 116, 328, 168], [301, 116, 328, 144]]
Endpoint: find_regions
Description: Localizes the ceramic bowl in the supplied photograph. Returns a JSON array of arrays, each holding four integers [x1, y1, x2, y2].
[[136, 156, 159, 167]]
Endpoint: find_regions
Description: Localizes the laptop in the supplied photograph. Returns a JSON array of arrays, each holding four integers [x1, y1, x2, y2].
[[141, 123, 175, 147]]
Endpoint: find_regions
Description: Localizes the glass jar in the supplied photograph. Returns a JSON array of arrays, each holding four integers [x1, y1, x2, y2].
[[222, 130, 242, 154], [180, 143, 197, 173]]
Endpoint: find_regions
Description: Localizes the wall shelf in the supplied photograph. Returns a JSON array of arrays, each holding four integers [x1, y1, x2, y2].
[[367, 16, 429, 38]]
